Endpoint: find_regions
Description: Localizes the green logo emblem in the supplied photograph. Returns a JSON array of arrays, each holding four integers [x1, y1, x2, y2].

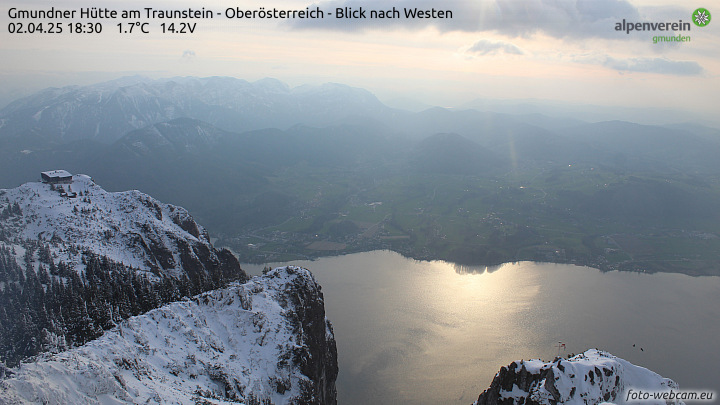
[[692, 8, 711, 27]]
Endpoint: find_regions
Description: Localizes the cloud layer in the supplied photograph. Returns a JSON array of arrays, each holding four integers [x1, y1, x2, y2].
[[603, 57, 704, 75], [292, 0, 641, 39], [467, 40, 524, 55]]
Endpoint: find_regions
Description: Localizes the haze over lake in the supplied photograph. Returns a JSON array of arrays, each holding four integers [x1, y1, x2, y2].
[[242, 250, 720, 405]]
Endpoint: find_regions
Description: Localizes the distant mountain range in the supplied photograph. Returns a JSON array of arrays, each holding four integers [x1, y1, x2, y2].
[[0, 76, 391, 145], [2, 76, 720, 273]]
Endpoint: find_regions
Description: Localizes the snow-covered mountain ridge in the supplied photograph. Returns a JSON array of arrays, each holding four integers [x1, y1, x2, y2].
[[0, 173, 245, 366], [0, 173, 239, 279], [0, 76, 390, 144], [0, 266, 338, 404], [474, 349, 683, 405]]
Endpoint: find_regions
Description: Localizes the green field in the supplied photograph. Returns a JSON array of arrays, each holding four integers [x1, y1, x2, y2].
[[216, 161, 720, 277]]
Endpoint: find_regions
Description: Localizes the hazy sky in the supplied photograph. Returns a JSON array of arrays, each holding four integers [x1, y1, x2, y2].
[[1, 0, 717, 120]]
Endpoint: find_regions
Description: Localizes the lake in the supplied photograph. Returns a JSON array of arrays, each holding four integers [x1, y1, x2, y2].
[[241, 250, 720, 404]]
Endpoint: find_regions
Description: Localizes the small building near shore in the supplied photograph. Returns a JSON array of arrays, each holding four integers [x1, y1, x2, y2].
[[41, 170, 73, 184]]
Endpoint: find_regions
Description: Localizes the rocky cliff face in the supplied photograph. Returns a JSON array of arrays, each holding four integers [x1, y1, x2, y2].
[[0, 174, 247, 366], [475, 349, 682, 405], [0, 173, 245, 282], [0, 266, 338, 405]]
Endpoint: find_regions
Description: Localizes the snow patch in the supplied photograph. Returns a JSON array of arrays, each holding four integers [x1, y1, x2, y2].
[[0, 176, 216, 276], [475, 349, 683, 405], [0, 266, 335, 404]]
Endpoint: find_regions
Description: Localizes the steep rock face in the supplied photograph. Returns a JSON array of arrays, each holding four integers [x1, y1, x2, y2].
[[0, 266, 338, 405], [474, 349, 682, 405], [0, 174, 243, 281], [0, 174, 247, 366]]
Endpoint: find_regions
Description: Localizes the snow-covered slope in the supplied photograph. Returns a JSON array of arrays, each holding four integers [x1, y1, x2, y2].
[[0, 76, 391, 144], [0, 266, 338, 405], [474, 349, 682, 405], [0, 174, 239, 279]]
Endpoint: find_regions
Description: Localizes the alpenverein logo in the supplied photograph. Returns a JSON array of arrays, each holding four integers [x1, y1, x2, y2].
[[692, 8, 711, 27]]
